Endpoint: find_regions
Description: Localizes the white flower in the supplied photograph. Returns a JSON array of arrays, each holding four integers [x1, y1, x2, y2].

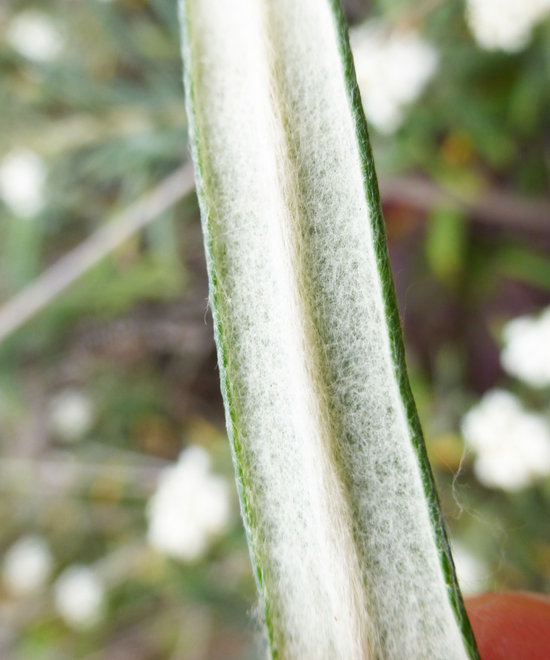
[[466, 0, 550, 52], [0, 149, 47, 218], [462, 389, 550, 491], [7, 11, 64, 62], [54, 565, 105, 629], [49, 389, 94, 442], [147, 446, 232, 561], [2, 535, 53, 596], [501, 308, 550, 388], [350, 22, 438, 134], [450, 541, 489, 595]]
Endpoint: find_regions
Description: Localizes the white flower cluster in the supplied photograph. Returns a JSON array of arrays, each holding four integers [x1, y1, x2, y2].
[[147, 446, 232, 561], [501, 308, 550, 388], [54, 565, 106, 630], [7, 11, 64, 62], [2, 535, 53, 596], [49, 389, 94, 442], [350, 22, 438, 134], [462, 389, 550, 491], [0, 149, 47, 218], [2, 536, 105, 629], [466, 0, 550, 52]]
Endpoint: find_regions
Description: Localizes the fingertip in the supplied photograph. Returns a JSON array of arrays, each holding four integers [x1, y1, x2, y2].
[[465, 591, 550, 660]]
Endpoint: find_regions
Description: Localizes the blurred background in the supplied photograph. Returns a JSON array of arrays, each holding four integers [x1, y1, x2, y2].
[[0, 0, 549, 657]]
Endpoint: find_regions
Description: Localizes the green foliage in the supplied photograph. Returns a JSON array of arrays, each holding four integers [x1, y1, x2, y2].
[[426, 208, 467, 286]]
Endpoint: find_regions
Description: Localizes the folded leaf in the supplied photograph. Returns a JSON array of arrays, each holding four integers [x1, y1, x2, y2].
[[179, 1, 479, 658]]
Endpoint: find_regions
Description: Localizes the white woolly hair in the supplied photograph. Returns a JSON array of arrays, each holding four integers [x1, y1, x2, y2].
[[181, 1, 470, 658]]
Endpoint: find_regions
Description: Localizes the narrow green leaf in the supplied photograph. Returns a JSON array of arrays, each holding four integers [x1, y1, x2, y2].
[[179, 1, 479, 658]]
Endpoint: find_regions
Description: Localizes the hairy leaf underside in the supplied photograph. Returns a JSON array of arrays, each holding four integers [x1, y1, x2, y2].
[[179, 1, 479, 658]]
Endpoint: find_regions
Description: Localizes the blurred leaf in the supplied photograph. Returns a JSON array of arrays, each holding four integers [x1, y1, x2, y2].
[[493, 245, 550, 291], [2, 216, 43, 291], [426, 207, 467, 286]]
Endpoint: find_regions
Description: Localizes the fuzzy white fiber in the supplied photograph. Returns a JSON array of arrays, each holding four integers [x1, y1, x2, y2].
[[181, 1, 469, 658]]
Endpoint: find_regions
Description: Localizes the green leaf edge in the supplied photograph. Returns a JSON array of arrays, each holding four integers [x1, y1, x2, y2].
[[177, 2, 278, 650], [327, 1, 479, 658]]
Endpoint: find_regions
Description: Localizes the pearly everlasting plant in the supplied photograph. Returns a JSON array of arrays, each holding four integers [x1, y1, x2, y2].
[[462, 389, 550, 491], [2, 535, 53, 596], [350, 21, 438, 134], [501, 307, 550, 388], [179, 1, 479, 658], [54, 565, 105, 630], [466, 0, 550, 52], [0, 149, 47, 218], [147, 446, 232, 561]]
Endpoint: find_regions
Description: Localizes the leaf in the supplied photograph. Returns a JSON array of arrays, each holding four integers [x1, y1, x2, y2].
[[179, 1, 479, 658]]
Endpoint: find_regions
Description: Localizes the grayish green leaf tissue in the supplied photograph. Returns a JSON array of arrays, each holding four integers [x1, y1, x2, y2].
[[179, 0, 480, 658]]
